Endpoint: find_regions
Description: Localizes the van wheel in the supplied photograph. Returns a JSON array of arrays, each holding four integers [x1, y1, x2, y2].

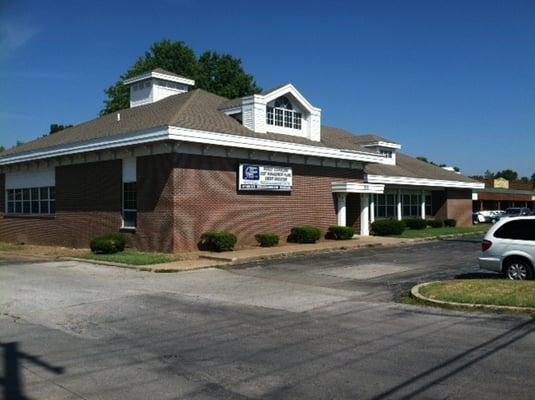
[[504, 258, 533, 281]]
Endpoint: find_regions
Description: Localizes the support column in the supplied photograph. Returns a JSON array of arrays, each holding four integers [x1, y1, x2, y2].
[[337, 193, 347, 227], [370, 194, 375, 224], [396, 190, 402, 221], [360, 193, 370, 236], [421, 190, 426, 219]]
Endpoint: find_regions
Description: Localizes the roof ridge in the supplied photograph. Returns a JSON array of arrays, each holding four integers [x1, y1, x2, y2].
[[169, 89, 205, 124]]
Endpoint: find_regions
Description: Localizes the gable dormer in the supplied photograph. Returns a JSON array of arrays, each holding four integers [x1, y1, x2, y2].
[[220, 84, 322, 142]]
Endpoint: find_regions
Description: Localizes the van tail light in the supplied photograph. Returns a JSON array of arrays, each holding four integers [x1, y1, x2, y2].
[[481, 240, 492, 252]]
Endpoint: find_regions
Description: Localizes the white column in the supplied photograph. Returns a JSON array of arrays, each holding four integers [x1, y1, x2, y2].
[[337, 193, 347, 227], [370, 194, 375, 224], [360, 193, 370, 236], [421, 191, 426, 219], [396, 190, 402, 221]]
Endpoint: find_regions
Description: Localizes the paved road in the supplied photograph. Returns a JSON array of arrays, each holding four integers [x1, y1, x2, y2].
[[1, 239, 534, 399]]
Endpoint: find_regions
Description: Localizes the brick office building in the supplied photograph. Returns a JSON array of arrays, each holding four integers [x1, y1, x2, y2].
[[473, 178, 535, 212], [0, 69, 483, 252]]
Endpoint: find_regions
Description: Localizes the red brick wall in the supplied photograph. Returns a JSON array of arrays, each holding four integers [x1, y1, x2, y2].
[[134, 154, 176, 252], [0, 173, 4, 213], [0, 154, 365, 252], [172, 154, 364, 251], [445, 189, 472, 226], [0, 160, 123, 248]]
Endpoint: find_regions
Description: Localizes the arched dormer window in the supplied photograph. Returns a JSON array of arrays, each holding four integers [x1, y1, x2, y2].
[[266, 96, 302, 130]]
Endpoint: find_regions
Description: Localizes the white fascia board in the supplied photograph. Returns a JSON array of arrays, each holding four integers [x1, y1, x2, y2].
[[0, 126, 394, 166], [124, 72, 195, 86], [168, 126, 391, 164], [260, 84, 320, 114], [332, 182, 385, 194], [0, 128, 170, 165], [362, 141, 401, 150], [366, 174, 485, 189], [221, 106, 242, 115]]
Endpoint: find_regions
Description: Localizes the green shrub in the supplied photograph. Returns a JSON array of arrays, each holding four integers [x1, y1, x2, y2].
[[90, 234, 127, 254], [371, 220, 406, 236], [405, 218, 427, 230], [327, 226, 355, 240], [255, 233, 279, 247], [444, 219, 457, 227], [288, 226, 321, 244], [199, 231, 237, 252], [427, 219, 444, 228]]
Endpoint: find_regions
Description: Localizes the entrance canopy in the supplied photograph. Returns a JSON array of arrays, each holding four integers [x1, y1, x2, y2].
[[331, 182, 385, 194]]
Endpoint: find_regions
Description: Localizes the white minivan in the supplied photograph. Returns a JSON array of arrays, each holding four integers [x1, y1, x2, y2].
[[479, 216, 535, 280]]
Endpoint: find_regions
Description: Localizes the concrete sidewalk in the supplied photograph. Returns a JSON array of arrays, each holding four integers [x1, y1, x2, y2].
[[129, 235, 412, 272]]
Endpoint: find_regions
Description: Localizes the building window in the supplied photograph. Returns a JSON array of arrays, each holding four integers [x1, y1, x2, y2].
[[266, 107, 274, 125], [123, 182, 137, 228], [402, 194, 420, 217], [375, 193, 396, 218], [6, 186, 55, 215], [425, 194, 432, 216], [274, 108, 284, 126], [266, 96, 302, 130], [378, 149, 393, 158]]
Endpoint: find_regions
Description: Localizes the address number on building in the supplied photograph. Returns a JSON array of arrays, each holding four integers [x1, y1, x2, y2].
[[238, 164, 292, 191]]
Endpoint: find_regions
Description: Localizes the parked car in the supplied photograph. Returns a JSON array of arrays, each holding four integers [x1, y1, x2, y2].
[[472, 212, 486, 224], [479, 216, 535, 280], [478, 210, 504, 223], [503, 207, 533, 217]]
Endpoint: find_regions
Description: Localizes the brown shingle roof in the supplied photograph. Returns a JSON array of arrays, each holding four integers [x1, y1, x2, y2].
[[1, 90, 376, 159], [351, 134, 397, 144], [365, 152, 476, 183]]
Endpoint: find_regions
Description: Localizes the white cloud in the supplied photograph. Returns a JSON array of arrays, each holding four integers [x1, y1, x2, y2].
[[0, 21, 39, 51]]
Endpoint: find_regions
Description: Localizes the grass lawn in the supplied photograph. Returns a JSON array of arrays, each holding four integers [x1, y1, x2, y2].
[[391, 225, 490, 239], [420, 280, 535, 308], [79, 250, 175, 266]]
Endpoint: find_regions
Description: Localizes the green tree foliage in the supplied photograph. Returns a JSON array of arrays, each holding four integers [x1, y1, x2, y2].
[[49, 123, 73, 134], [416, 156, 459, 172], [100, 39, 261, 115], [494, 169, 518, 181], [0, 145, 4, 153], [531, 173, 535, 183], [519, 176, 529, 183], [484, 170, 495, 179]]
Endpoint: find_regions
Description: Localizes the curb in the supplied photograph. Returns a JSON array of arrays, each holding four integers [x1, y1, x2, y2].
[[410, 281, 535, 313]]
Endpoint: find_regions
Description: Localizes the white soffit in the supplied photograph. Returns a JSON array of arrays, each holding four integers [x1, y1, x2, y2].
[[331, 182, 385, 194], [0, 126, 394, 166], [366, 174, 485, 189]]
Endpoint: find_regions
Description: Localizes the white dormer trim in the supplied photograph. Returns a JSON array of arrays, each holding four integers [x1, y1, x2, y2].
[[262, 84, 321, 115], [124, 71, 195, 86], [361, 141, 401, 150]]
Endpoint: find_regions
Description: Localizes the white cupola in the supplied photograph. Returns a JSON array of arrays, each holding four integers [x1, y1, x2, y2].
[[123, 68, 195, 108]]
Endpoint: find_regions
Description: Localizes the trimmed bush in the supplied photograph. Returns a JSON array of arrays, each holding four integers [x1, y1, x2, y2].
[[288, 226, 322, 244], [427, 219, 444, 228], [444, 219, 457, 227], [255, 233, 280, 247], [371, 220, 406, 236], [200, 231, 237, 252], [90, 234, 127, 254], [327, 226, 355, 240], [405, 218, 427, 230]]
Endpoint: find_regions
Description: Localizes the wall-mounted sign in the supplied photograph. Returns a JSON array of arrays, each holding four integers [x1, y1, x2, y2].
[[238, 164, 292, 191]]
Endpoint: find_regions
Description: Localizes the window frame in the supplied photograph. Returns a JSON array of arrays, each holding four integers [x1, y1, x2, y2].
[[122, 181, 137, 230], [5, 186, 56, 216]]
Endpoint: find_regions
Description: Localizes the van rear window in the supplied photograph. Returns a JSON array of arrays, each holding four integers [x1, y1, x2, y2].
[[494, 220, 535, 241]]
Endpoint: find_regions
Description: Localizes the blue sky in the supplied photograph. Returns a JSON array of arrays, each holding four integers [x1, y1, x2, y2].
[[1, 0, 534, 177]]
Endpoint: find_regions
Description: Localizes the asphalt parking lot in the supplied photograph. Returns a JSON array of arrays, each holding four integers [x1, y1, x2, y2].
[[1, 239, 534, 399]]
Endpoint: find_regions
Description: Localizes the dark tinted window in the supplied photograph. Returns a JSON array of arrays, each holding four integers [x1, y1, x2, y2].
[[494, 220, 535, 241]]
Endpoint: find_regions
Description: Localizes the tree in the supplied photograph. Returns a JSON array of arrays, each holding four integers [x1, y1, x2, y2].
[[100, 39, 261, 115], [520, 176, 529, 183], [0, 145, 4, 153], [484, 170, 495, 179], [531, 173, 535, 183], [416, 156, 429, 163], [194, 51, 261, 99], [49, 124, 73, 134], [494, 169, 518, 181]]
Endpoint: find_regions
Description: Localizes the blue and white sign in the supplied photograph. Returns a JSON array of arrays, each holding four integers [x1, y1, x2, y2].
[[239, 164, 292, 191]]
